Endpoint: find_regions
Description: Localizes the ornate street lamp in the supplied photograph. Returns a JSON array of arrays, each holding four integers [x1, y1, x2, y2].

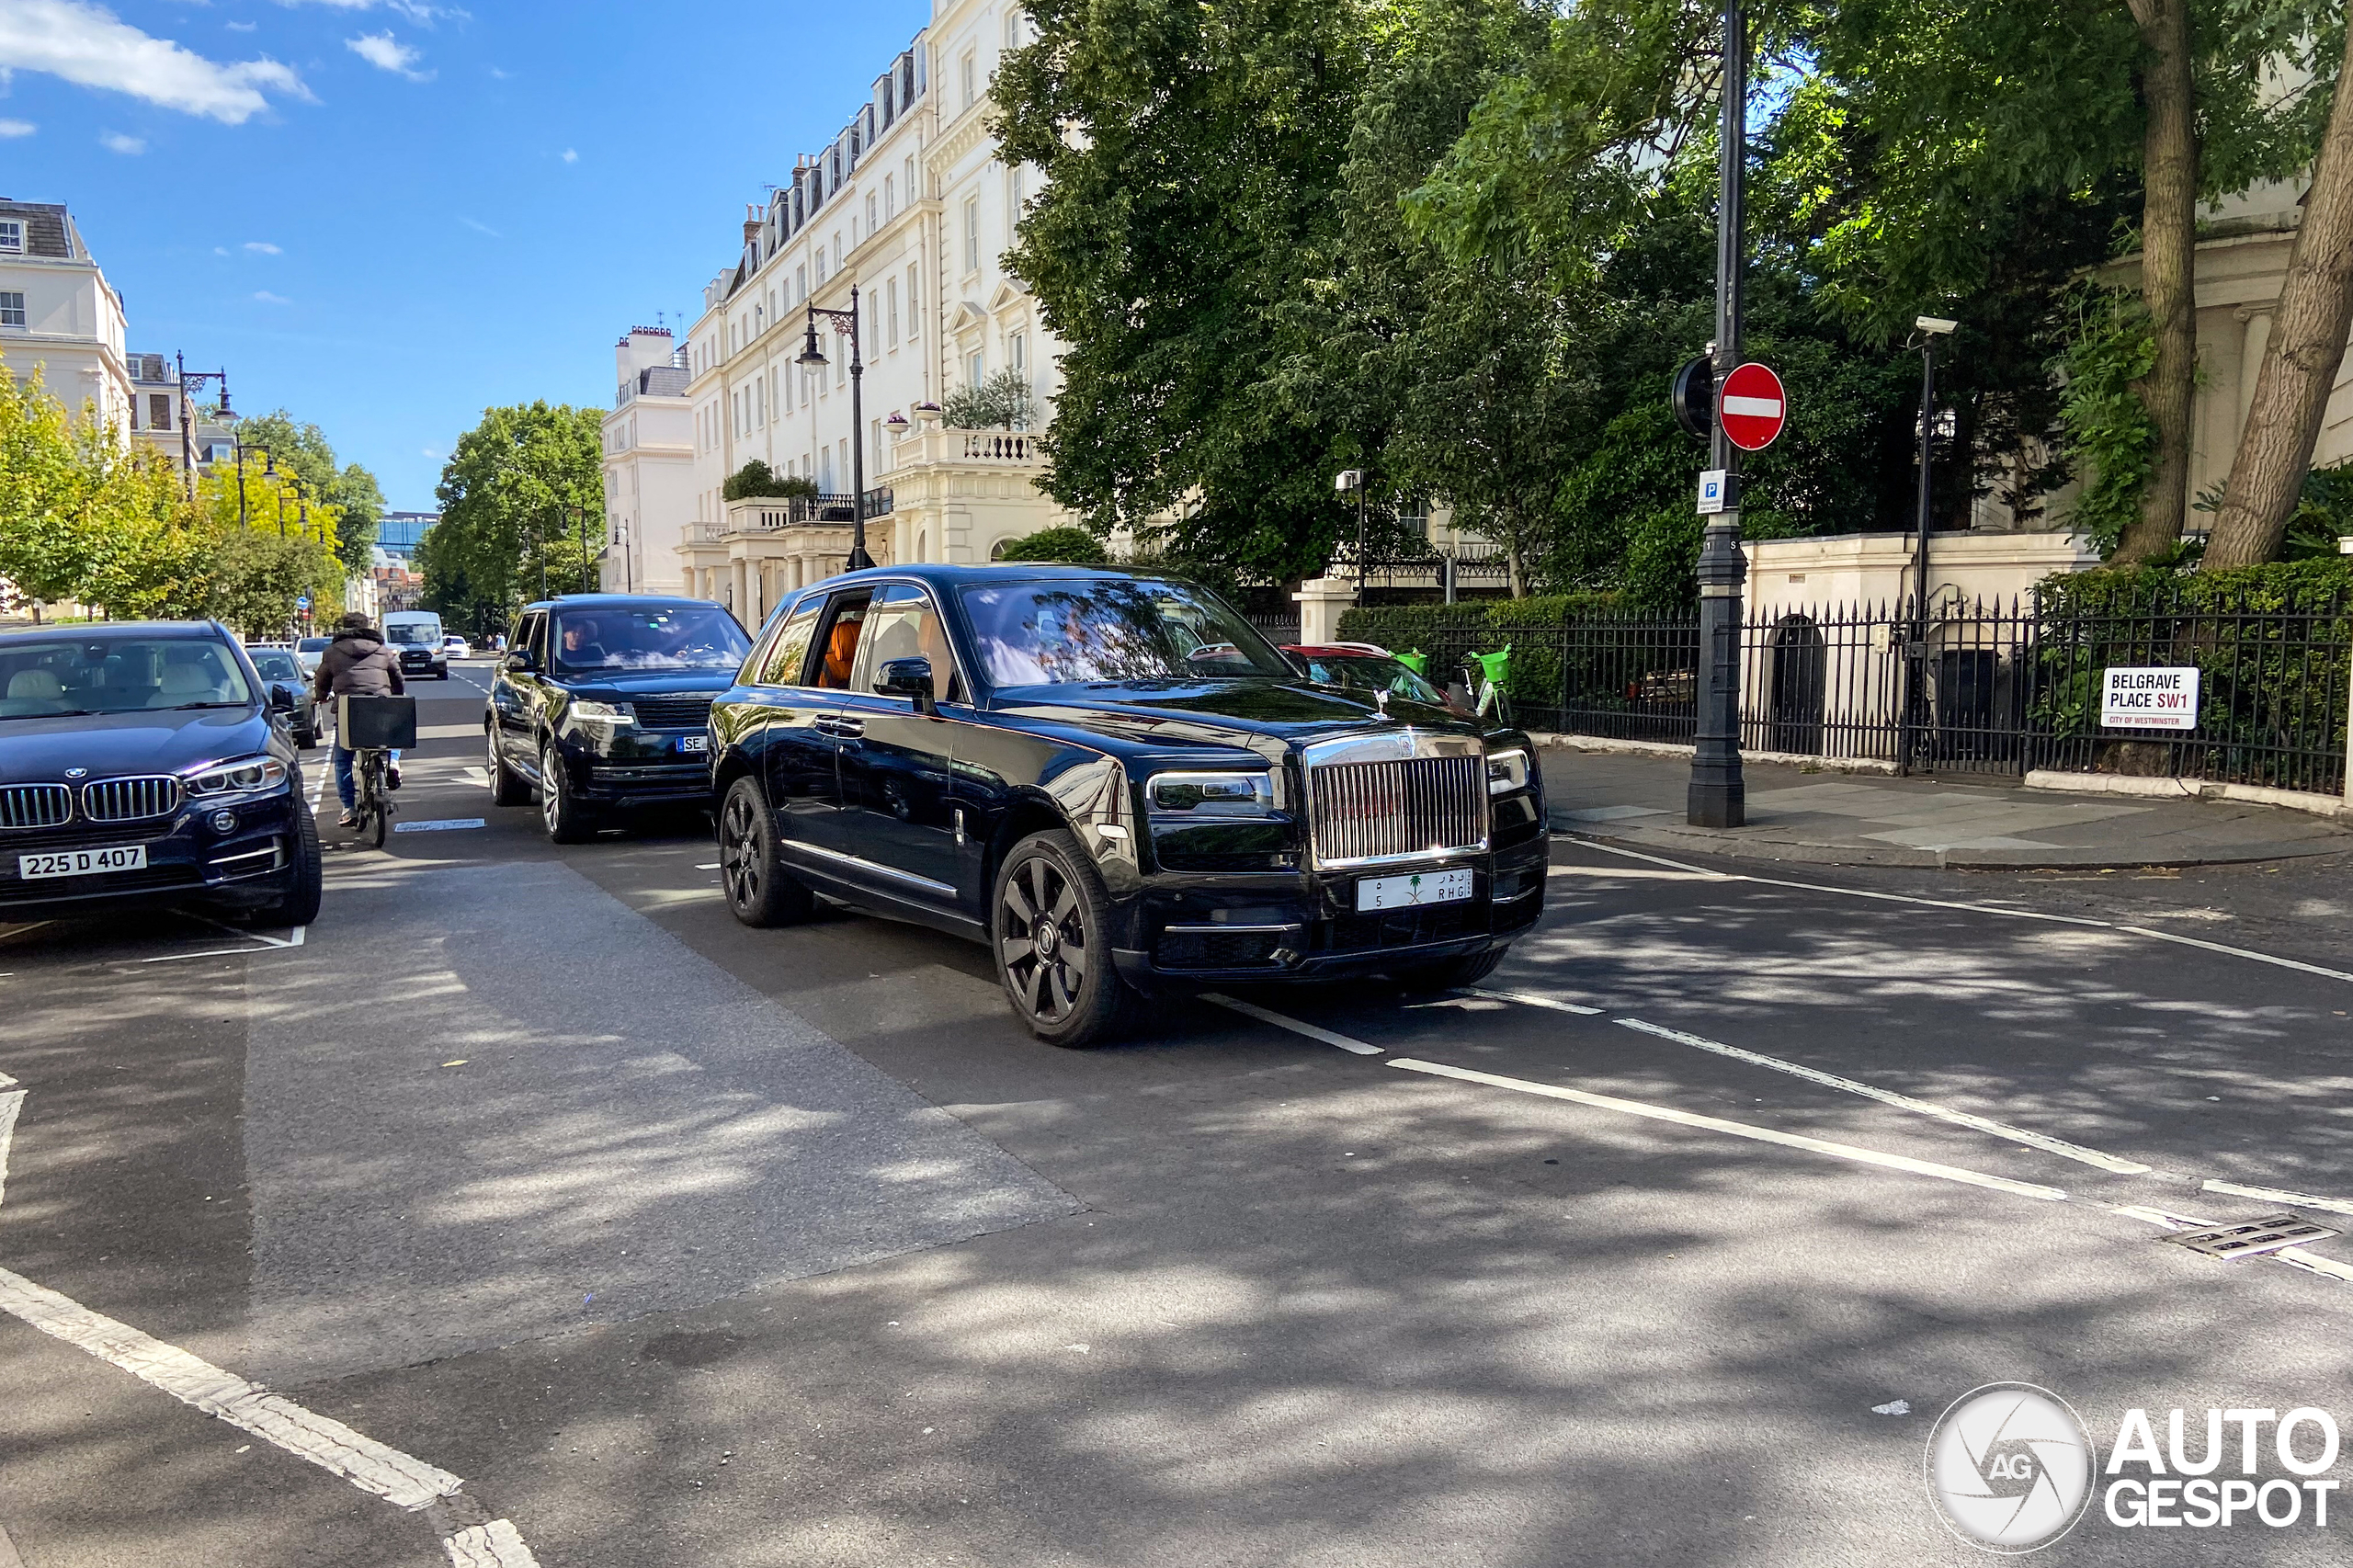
[[797, 288, 878, 571]]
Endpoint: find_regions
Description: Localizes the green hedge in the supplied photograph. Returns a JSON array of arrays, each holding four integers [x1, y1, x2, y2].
[[1335, 592, 1620, 644], [2035, 558, 2353, 614]]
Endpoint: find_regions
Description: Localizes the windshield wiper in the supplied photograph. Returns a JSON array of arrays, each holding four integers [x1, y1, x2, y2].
[[0, 708, 102, 720], [152, 701, 248, 711]]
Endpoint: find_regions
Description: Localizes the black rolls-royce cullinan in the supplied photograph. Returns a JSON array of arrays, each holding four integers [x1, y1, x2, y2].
[[707, 565, 1549, 1048]]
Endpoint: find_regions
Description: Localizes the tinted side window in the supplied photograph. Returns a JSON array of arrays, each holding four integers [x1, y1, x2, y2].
[[851, 584, 962, 703], [759, 599, 824, 686], [512, 612, 546, 663]]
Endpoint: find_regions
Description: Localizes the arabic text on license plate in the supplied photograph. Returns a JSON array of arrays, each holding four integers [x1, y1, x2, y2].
[[678, 734, 709, 754], [1356, 867, 1473, 912], [19, 845, 148, 881]]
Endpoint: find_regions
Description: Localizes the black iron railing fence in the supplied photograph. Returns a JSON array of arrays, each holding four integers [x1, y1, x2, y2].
[[1388, 587, 2350, 791]]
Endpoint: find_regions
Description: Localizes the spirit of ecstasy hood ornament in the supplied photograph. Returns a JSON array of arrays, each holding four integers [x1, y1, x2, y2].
[[1374, 688, 1392, 720]]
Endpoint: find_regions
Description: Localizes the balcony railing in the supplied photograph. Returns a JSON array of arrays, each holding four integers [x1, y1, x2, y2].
[[713, 488, 894, 538]]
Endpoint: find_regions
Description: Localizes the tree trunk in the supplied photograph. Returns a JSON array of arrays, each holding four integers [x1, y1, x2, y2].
[[2201, 24, 2353, 569], [2112, 0, 2200, 564]]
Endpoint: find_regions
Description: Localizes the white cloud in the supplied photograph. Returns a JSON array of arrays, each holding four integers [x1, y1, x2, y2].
[[0, 1, 307, 124], [99, 129, 143, 153], [0, 118, 33, 136], [346, 30, 429, 81], [282, 1, 461, 25], [457, 216, 499, 238], [254, 290, 291, 304], [225, 20, 257, 33], [213, 245, 229, 256], [244, 240, 281, 254], [560, 147, 576, 164], [421, 446, 438, 459]]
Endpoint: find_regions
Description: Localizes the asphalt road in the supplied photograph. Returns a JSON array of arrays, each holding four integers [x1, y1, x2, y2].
[[5, 662, 2353, 1565]]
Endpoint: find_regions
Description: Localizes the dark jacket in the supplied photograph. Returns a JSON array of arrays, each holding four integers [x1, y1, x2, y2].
[[314, 629, 406, 701]]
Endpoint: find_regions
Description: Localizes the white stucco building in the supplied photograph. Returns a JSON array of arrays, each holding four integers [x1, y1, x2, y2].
[[601, 326, 695, 596], [0, 199, 133, 438], [668, 0, 1074, 620]]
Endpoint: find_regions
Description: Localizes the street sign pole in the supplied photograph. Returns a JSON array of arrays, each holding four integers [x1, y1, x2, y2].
[[1688, 0, 1748, 829]]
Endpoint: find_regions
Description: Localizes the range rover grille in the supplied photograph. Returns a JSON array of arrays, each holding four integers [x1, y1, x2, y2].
[[0, 784, 74, 829], [81, 776, 182, 823], [631, 696, 714, 730], [1306, 755, 1487, 868]]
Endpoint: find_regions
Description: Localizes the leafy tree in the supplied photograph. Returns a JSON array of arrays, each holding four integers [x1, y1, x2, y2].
[[0, 358, 100, 615], [997, 0, 1373, 583], [942, 369, 1040, 431], [422, 402, 604, 629], [233, 410, 385, 574], [722, 459, 821, 501], [996, 526, 1110, 563]]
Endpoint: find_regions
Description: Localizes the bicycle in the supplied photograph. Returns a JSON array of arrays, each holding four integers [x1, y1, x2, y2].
[[351, 745, 396, 847]]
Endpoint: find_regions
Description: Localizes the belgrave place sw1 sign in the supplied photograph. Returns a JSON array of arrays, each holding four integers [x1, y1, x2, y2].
[[2100, 666, 2200, 731]]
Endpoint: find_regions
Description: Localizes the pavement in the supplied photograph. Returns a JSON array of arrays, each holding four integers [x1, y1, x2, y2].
[[9, 663, 2353, 1564], [1541, 744, 2353, 869]]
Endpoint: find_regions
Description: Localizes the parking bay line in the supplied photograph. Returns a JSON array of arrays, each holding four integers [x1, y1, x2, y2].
[[1609, 1016, 2154, 1175], [1386, 1056, 2071, 1203], [1201, 994, 1384, 1055], [1565, 838, 2353, 986]]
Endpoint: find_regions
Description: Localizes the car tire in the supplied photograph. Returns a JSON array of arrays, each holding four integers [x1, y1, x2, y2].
[[718, 776, 813, 926], [486, 725, 529, 806], [994, 829, 1137, 1049], [540, 743, 597, 844], [1388, 948, 1506, 993], [252, 797, 324, 926]]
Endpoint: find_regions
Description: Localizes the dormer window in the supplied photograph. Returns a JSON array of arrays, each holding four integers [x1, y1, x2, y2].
[[0, 220, 22, 254]]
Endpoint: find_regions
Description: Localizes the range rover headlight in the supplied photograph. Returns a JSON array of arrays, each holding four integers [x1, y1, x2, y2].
[[567, 700, 637, 729], [1147, 770, 1276, 817], [184, 755, 290, 797], [1485, 747, 1531, 796]]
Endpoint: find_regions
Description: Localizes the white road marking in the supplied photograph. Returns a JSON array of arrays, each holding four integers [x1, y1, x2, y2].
[[1386, 1057, 2071, 1202], [1464, 986, 1604, 1016], [460, 767, 493, 789], [140, 943, 304, 965], [2202, 1178, 2353, 1217], [1202, 994, 1384, 1055], [393, 819, 488, 834], [0, 1267, 464, 1506], [444, 1519, 540, 1567], [2107, 1202, 2353, 1285], [0, 1085, 20, 1212], [1567, 839, 2353, 985], [1611, 1016, 2153, 1175], [695, 862, 722, 870]]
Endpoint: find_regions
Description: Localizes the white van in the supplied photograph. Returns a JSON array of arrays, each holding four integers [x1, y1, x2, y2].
[[380, 610, 449, 680]]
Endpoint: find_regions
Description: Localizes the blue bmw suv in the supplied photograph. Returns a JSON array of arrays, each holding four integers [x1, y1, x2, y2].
[[0, 621, 324, 924]]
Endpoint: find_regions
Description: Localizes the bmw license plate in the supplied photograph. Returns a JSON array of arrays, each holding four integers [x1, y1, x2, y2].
[[19, 845, 147, 880], [678, 734, 709, 754], [1356, 867, 1472, 912]]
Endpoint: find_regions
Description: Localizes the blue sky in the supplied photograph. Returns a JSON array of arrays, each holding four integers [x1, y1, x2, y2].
[[2, 0, 931, 509]]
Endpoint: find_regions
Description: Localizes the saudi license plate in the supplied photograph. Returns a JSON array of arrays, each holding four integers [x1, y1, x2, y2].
[[1356, 867, 1473, 912], [678, 734, 709, 754], [19, 845, 148, 880]]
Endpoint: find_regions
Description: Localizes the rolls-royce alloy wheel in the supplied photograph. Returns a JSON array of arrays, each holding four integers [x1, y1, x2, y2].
[[994, 829, 1133, 1049], [719, 777, 813, 926]]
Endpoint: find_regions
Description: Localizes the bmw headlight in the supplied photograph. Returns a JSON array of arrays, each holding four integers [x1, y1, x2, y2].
[[184, 755, 290, 797], [567, 700, 637, 729], [1148, 770, 1277, 817], [1485, 747, 1531, 796]]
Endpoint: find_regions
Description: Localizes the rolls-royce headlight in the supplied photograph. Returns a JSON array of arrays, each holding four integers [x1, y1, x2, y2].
[[1486, 748, 1531, 796], [1147, 770, 1276, 817]]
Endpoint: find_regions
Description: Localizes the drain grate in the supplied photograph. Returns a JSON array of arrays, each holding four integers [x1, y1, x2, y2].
[[2163, 1212, 2340, 1260]]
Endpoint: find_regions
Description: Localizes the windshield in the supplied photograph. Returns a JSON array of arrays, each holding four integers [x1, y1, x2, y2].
[[958, 578, 1295, 687], [552, 606, 749, 675], [1303, 653, 1449, 708], [298, 638, 330, 653], [249, 651, 304, 683], [384, 622, 438, 645], [0, 637, 256, 719]]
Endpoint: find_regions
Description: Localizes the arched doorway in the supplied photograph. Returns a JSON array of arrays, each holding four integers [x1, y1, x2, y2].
[[1768, 615, 1826, 756]]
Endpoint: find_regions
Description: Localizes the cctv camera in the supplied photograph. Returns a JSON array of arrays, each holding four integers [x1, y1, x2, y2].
[[1915, 315, 1959, 335]]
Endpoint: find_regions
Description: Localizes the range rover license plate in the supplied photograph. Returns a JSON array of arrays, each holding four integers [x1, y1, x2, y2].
[[678, 734, 708, 754], [1356, 867, 1472, 912], [19, 845, 147, 880]]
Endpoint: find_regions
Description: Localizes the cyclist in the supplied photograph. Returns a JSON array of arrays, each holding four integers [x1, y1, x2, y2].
[[313, 610, 405, 829]]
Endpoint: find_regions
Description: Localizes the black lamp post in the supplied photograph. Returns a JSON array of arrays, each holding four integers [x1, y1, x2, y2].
[[797, 288, 877, 571], [1903, 314, 1958, 773], [173, 355, 229, 497]]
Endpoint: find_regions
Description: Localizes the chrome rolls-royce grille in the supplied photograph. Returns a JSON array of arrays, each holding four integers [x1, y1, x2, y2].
[[0, 784, 74, 829], [81, 776, 182, 823], [1307, 755, 1488, 869]]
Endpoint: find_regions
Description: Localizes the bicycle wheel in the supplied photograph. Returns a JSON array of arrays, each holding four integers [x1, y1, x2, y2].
[[367, 800, 388, 848]]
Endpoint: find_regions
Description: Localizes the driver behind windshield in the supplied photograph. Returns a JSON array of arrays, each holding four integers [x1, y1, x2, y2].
[[559, 619, 608, 666]]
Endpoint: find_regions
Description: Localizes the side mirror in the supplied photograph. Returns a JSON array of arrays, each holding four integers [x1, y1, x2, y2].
[[877, 656, 936, 710], [268, 682, 297, 711], [505, 650, 537, 673]]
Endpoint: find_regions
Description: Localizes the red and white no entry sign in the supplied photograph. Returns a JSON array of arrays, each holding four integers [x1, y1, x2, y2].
[[1718, 361, 1787, 451]]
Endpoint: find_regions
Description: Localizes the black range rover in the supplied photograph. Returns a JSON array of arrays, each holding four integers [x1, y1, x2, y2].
[[708, 565, 1549, 1048], [485, 595, 752, 841]]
